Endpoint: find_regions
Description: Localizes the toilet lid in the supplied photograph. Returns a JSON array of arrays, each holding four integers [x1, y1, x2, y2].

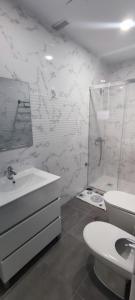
[[83, 221, 135, 275], [104, 191, 135, 214]]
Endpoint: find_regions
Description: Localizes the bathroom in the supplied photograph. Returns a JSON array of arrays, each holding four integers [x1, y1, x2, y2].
[[0, 0, 135, 299]]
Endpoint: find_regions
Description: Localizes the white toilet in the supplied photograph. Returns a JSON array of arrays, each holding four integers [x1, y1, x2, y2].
[[104, 191, 135, 234], [83, 221, 135, 299]]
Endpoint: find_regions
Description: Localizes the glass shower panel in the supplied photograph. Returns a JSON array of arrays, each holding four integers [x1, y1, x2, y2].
[[118, 83, 135, 194], [88, 88, 106, 188], [103, 85, 126, 191], [88, 84, 126, 192]]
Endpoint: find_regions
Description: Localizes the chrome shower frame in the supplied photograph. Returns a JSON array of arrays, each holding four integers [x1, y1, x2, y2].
[[87, 78, 135, 191]]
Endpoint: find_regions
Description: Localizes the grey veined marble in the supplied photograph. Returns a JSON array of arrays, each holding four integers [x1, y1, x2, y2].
[[0, 0, 107, 203]]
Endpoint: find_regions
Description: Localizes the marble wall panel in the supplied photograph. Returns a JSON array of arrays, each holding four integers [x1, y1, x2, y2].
[[0, 0, 107, 203]]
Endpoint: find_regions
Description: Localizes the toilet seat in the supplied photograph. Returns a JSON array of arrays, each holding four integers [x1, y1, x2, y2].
[[104, 191, 135, 215], [83, 221, 135, 278]]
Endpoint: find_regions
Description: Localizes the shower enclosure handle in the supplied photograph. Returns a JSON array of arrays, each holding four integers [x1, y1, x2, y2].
[[95, 137, 105, 145], [95, 137, 105, 167]]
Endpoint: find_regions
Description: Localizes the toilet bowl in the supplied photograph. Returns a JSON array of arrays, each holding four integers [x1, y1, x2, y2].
[[83, 221, 135, 299], [104, 191, 135, 234]]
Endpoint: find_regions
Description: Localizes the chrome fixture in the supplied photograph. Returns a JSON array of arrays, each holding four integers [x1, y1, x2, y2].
[[89, 78, 135, 90], [6, 166, 16, 182], [52, 20, 69, 31], [95, 137, 105, 166], [127, 243, 135, 250], [95, 137, 105, 145], [89, 88, 105, 168], [125, 238, 135, 250]]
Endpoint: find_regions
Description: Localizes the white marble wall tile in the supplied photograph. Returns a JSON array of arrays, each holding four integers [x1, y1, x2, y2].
[[0, 0, 107, 203]]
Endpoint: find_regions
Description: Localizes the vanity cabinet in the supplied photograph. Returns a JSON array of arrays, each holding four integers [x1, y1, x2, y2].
[[0, 177, 61, 284]]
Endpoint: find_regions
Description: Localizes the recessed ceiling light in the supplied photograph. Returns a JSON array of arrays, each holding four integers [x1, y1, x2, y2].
[[45, 55, 54, 61], [100, 79, 106, 83], [120, 19, 134, 31]]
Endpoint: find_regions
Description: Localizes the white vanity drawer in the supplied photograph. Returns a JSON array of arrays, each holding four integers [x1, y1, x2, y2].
[[0, 218, 61, 283], [0, 179, 60, 234], [0, 198, 60, 260]]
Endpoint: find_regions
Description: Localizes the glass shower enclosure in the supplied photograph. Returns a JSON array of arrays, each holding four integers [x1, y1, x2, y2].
[[88, 80, 135, 194]]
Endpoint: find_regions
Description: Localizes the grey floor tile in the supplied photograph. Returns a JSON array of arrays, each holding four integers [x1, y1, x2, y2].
[[64, 197, 92, 214], [68, 213, 96, 242], [42, 234, 90, 292], [77, 267, 120, 300], [71, 292, 84, 300], [61, 197, 107, 237], [0, 197, 113, 300], [63, 197, 107, 222], [61, 205, 85, 234], [1, 260, 49, 300], [2, 270, 75, 300]]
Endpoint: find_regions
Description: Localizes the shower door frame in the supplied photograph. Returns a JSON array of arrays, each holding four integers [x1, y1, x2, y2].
[[88, 79, 135, 192]]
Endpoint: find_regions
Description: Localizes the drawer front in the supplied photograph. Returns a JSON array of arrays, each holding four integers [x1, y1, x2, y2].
[[0, 179, 61, 234], [0, 199, 60, 260], [1, 218, 61, 283]]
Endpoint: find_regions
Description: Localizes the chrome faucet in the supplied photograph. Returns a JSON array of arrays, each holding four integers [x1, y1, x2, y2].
[[125, 238, 135, 250], [128, 244, 135, 250], [6, 166, 16, 182]]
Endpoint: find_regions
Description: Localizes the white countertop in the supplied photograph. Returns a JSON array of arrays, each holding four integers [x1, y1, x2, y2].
[[0, 168, 60, 207]]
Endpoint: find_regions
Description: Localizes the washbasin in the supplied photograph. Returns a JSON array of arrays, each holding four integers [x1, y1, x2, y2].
[[0, 173, 45, 192], [0, 168, 60, 207]]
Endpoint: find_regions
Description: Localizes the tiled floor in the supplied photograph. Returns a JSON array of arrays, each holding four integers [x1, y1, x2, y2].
[[0, 198, 121, 300]]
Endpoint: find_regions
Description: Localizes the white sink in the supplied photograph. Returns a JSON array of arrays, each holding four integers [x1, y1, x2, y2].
[[0, 174, 45, 193], [0, 168, 60, 207]]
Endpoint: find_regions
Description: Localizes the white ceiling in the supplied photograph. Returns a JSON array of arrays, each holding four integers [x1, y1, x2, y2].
[[19, 0, 135, 64]]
